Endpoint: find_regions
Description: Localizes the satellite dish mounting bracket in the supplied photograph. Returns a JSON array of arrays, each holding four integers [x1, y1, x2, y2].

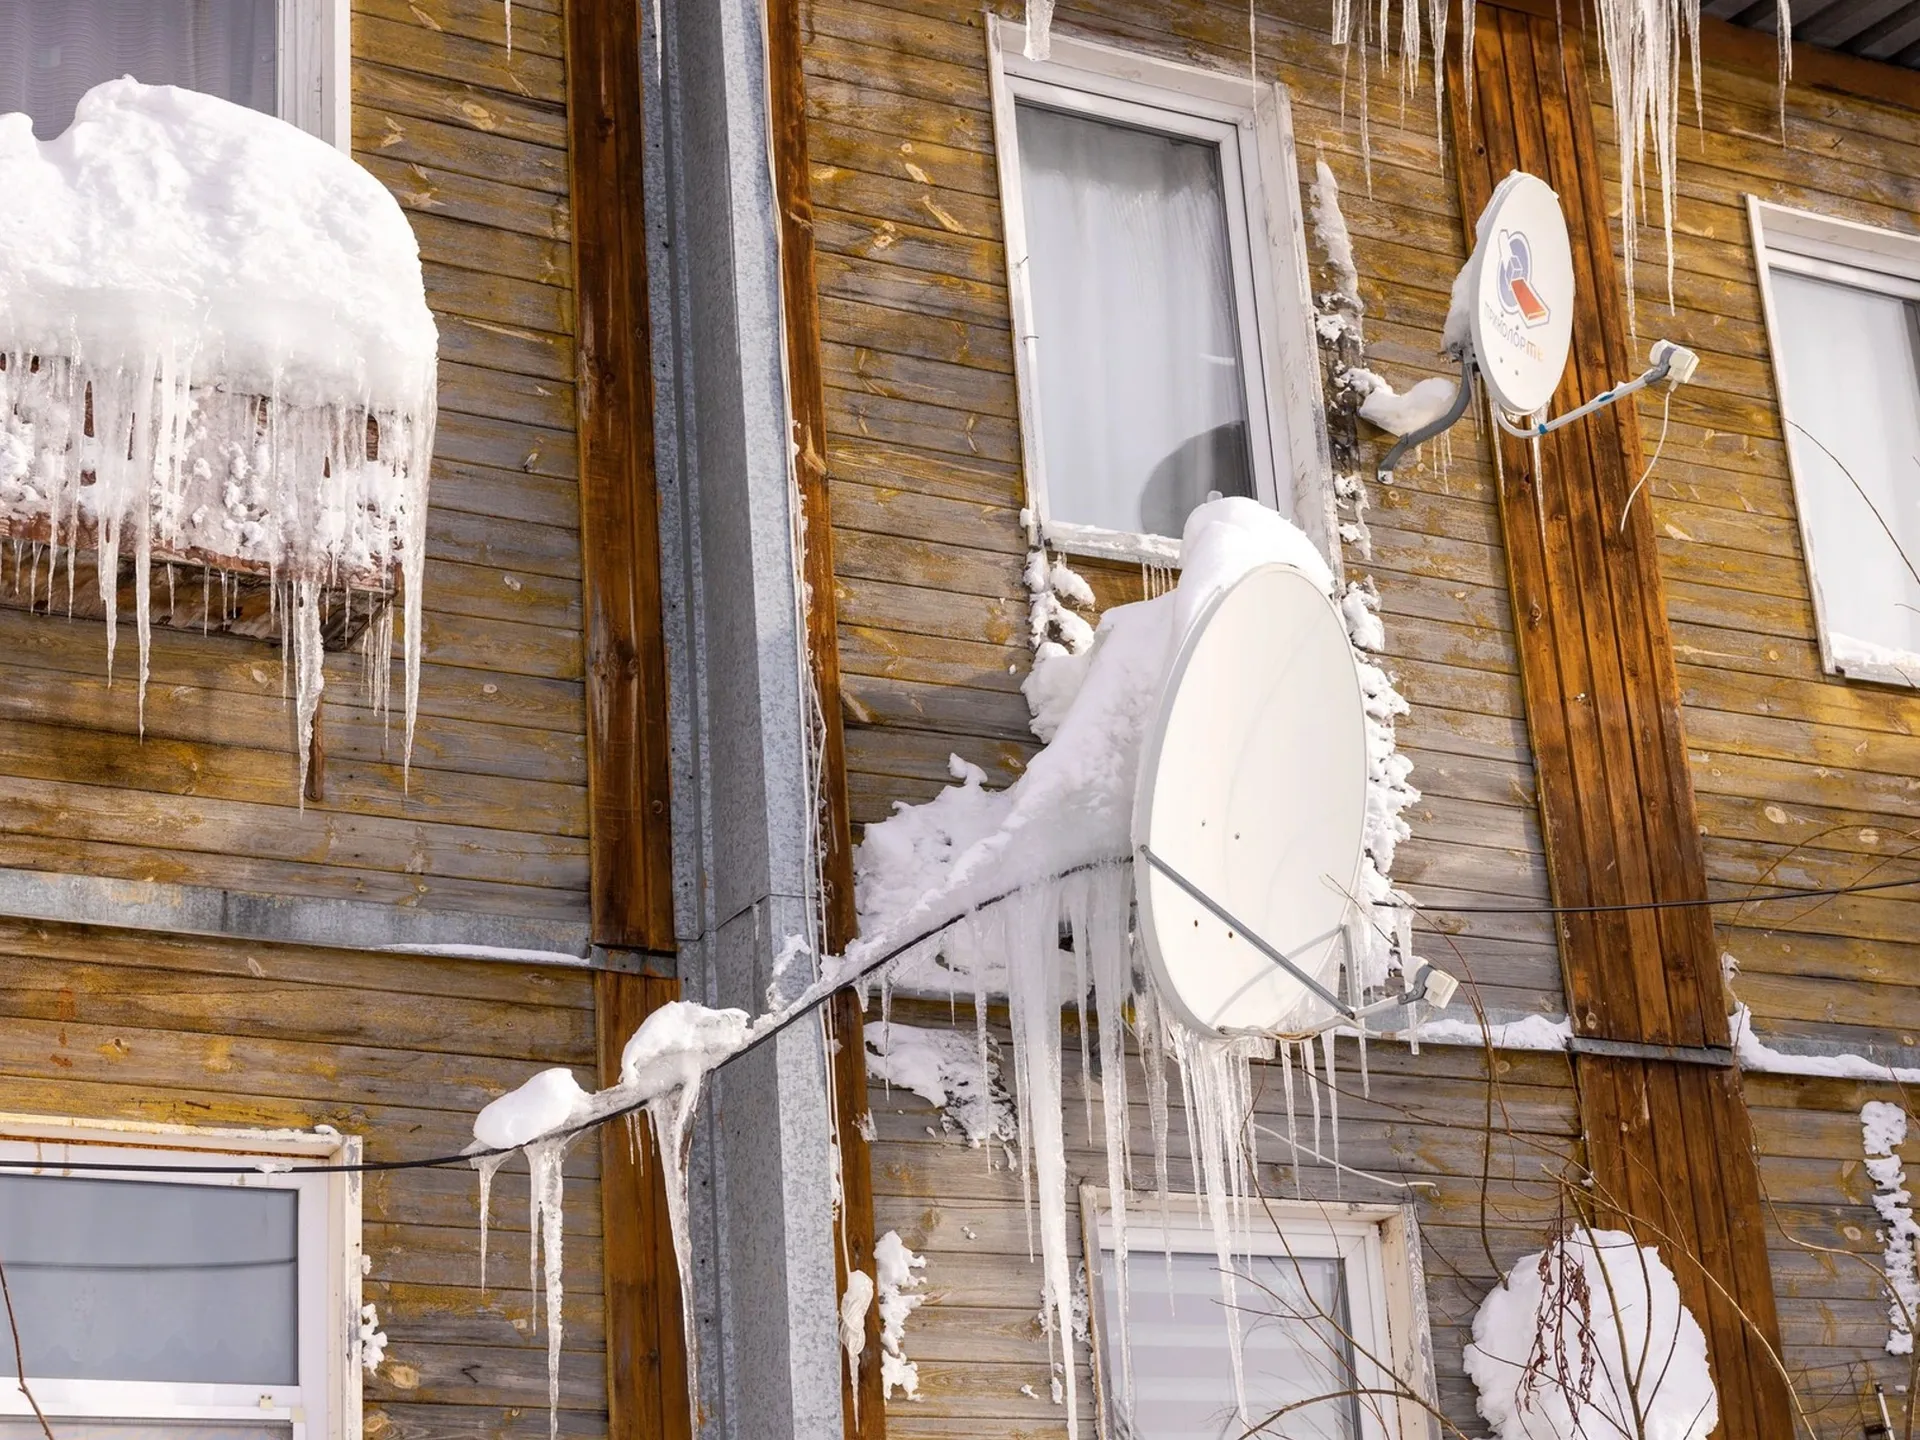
[[1375, 339, 1699, 484], [1138, 843, 1453, 1036]]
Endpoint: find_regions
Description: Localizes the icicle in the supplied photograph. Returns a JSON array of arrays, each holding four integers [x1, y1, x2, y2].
[[1023, 0, 1055, 59], [648, 1076, 709, 1436], [1281, 1041, 1301, 1197], [1067, 881, 1095, 1142], [1358, 22, 1374, 192], [1323, 1028, 1342, 1198], [1303, 1031, 1323, 1161], [1346, 922, 1371, 1099], [1461, 0, 1478, 121], [1137, 984, 1173, 1232], [1001, 886, 1079, 1435], [1591, 0, 1704, 317], [503, 0, 514, 55], [525, 1138, 569, 1440], [293, 577, 326, 804], [1086, 865, 1136, 1414], [1166, 1024, 1253, 1427], [971, 940, 994, 1176], [473, 1150, 509, 1294]]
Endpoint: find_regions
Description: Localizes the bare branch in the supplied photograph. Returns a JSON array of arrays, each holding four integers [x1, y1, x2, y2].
[[0, 1250, 54, 1440]]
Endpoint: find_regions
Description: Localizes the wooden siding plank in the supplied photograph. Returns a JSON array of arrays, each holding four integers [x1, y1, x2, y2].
[[563, 0, 674, 953]]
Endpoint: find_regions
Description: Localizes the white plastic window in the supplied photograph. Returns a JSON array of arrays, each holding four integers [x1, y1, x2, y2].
[[0, 1119, 364, 1440], [1751, 198, 1920, 687], [0, 0, 348, 147], [989, 19, 1328, 563], [1083, 1195, 1429, 1440]]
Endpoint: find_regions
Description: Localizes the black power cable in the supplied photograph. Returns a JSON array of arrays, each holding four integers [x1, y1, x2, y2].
[[3, 860, 1914, 1178]]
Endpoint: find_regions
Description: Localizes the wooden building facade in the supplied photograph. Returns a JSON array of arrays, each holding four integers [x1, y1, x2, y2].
[[0, 4, 702, 1439], [6, 0, 1920, 1438], [781, 1, 1920, 1437]]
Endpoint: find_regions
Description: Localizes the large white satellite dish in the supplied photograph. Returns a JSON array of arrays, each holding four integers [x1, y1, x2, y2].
[[1467, 171, 1576, 417], [1132, 564, 1370, 1037]]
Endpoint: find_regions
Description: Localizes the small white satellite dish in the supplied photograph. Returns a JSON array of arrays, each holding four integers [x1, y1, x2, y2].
[[1467, 171, 1575, 417], [1132, 564, 1370, 1037]]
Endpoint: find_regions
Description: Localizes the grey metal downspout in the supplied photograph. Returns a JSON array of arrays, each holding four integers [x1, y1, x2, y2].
[[643, 0, 844, 1436]]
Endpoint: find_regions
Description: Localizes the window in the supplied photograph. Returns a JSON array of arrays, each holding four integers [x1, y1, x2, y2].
[[0, 1116, 364, 1440], [989, 18, 1328, 561], [1751, 198, 1920, 687], [1082, 1192, 1431, 1440], [0, 0, 347, 147]]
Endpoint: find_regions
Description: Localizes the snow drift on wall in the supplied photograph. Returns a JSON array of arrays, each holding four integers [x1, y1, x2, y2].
[[1862, 1101, 1920, 1356], [0, 79, 438, 787], [1466, 1228, 1719, 1440]]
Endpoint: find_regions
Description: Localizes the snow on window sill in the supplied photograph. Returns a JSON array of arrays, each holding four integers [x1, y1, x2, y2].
[[1040, 518, 1184, 566], [1828, 632, 1920, 690]]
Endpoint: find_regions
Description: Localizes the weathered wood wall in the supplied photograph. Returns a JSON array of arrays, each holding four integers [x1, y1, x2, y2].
[[0, 916, 607, 1437], [1598, 42, 1920, 1427], [0, 0, 588, 929], [813, 0, 1920, 1434], [804, 0, 1577, 1431], [803, 0, 1562, 1024], [871, 1002, 1580, 1438]]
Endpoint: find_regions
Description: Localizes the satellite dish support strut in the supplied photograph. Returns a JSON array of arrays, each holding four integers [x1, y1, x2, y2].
[[1138, 843, 1453, 1035], [1375, 340, 1699, 484]]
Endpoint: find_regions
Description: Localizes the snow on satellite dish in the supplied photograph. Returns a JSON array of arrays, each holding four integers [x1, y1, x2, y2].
[[1132, 563, 1370, 1037], [1468, 171, 1575, 417]]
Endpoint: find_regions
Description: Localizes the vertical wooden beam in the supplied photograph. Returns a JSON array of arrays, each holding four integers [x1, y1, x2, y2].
[[766, 1, 882, 1436], [1446, 9, 1791, 1434], [565, 2, 685, 1436], [597, 970, 693, 1440], [566, 0, 676, 957]]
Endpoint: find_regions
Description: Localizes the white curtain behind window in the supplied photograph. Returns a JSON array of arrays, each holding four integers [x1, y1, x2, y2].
[[1016, 102, 1255, 540], [0, 0, 276, 139], [0, 1174, 299, 1385], [1772, 269, 1920, 662], [1099, 1248, 1360, 1440]]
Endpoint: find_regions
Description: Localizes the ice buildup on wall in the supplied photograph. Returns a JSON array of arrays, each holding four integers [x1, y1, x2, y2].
[[0, 79, 439, 790]]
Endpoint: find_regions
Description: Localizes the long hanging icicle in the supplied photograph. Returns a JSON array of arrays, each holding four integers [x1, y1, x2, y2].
[[473, 1150, 509, 1295], [1001, 887, 1079, 1435], [525, 1138, 569, 1440], [1081, 866, 1138, 1414], [649, 1076, 711, 1437]]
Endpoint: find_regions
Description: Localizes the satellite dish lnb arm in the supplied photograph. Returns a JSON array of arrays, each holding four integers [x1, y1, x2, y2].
[[1493, 339, 1699, 441], [1376, 354, 1476, 483]]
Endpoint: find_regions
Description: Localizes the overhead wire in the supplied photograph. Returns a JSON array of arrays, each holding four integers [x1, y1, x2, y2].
[[4, 862, 1916, 1178]]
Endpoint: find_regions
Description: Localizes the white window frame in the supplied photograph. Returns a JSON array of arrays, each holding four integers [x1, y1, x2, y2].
[[279, 0, 353, 151], [1749, 196, 1920, 689], [5, 1, 348, 149], [987, 17, 1334, 567], [1080, 1188, 1434, 1440], [0, 1113, 365, 1440]]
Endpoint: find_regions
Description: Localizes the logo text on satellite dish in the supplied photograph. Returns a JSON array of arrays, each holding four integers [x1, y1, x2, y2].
[[1496, 230, 1551, 327]]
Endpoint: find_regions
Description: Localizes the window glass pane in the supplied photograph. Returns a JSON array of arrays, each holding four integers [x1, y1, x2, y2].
[[0, 1175, 298, 1384], [1016, 102, 1256, 540], [0, 1425, 289, 1440], [1771, 268, 1920, 666], [0, 1, 278, 139], [1100, 1247, 1360, 1440]]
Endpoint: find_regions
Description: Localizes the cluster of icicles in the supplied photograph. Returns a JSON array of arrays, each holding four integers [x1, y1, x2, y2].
[[0, 351, 434, 790], [1027, 0, 1786, 324], [873, 863, 1412, 1435]]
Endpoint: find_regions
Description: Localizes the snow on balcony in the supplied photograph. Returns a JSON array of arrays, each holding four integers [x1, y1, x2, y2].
[[0, 78, 438, 786]]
